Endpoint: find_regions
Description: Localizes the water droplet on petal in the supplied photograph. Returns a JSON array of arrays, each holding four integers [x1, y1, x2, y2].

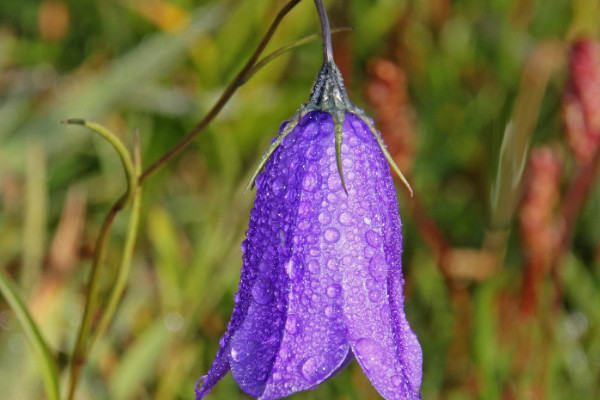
[[285, 315, 302, 335], [326, 284, 341, 298], [271, 176, 286, 196], [368, 255, 387, 282], [298, 220, 311, 231], [240, 239, 248, 253], [324, 305, 342, 319], [324, 227, 340, 243], [300, 355, 329, 383], [306, 145, 322, 161], [354, 338, 384, 372], [231, 340, 257, 363], [368, 289, 382, 302], [308, 260, 320, 274], [252, 279, 274, 305], [365, 230, 382, 248], [338, 212, 353, 226], [318, 211, 332, 225], [327, 258, 339, 271], [327, 174, 342, 192], [392, 374, 406, 388], [302, 172, 320, 192]]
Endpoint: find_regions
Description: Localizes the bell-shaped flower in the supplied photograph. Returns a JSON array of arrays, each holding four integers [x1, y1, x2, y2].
[[196, 2, 421, 397], [195, 57, 422, 400]]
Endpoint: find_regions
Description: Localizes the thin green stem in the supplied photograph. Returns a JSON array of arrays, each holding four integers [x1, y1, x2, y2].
[[67, 193, 127, 400], [62, 120, 136, 204], [139, 0, 303, 183], [87, 131, 142, 353], [243, 27, 352, 85], [314, 0, 334, 63], [0, 270, 60, 400]]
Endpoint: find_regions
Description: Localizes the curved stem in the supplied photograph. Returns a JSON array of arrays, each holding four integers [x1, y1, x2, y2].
[[87, 131, 143, 353], [313, 0, 334, 64], [243, 27, 352, 85], [62, 120, 136, 205], [139, 0, 303, 183], [67, 192, 127, 400]]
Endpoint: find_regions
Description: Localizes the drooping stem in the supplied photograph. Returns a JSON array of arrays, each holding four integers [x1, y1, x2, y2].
[[314, 0, 334, 64], [140, 0, 303, 183]]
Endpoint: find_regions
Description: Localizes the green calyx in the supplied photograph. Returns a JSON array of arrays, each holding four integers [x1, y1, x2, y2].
[[246, 61, 413, 197]]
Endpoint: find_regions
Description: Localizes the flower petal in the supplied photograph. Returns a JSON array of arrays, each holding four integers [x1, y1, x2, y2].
[[260, 113, 351, 399], [333, 114, 422, 400], [196, 113, 316, 399]]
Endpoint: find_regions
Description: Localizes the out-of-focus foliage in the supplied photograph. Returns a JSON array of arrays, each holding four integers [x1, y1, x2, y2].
[[1, 0, 599, 399]]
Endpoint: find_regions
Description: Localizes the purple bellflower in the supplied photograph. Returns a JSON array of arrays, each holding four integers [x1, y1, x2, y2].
[[195, 2, 422, 399]]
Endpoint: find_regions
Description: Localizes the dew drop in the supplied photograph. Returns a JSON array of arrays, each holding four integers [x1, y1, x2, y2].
[[326, 284, 341, 298], [323, 228, 340, 243], [298, 220, 311, 231], [302, 172, 320, 192], [252, 279, 274, 305], [354, 338, 384, 372], [300, 355, 329, 383], [368, 289, 382, 302], [318, 212, 332, 225], [338, 212, 353, 226], [392, 375, 405, 388], [327, 174, 342, 191], [324, 305, 342, 319], [326, 258, 339, 271], [298, 202, 311, 216], [368, 255, 387, 282], [231, 340, 257, 363], [365, 230, 382, 248], [308, 260, 320, 274], [285, 315, 302, 335], [306, 144, 322, 161], [271, 176, 286, 196], [240, 239, 248, 253]]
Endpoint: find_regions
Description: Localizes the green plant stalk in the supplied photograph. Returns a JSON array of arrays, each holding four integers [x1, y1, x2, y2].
[[139, 0, 303, 183], [243, 27, 353, 85], [64, 121, 136, 400], [88, 132, 143, 352], [62, 120, 136, 204], [0, 270, 60, 400], [67, 193, 127, 400]]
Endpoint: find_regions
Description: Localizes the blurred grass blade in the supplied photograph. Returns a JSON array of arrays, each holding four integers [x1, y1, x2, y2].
[[0, 270, 60, 400], [22, 139, 47, 293], [490, 41, 565, 229]]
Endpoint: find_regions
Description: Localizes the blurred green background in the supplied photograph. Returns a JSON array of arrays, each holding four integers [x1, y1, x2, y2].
[[1, 0, 600, 399]]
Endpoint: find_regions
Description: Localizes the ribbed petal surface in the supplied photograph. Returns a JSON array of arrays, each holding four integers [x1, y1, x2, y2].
[[260, 112, 351, 399], [315, 113, 422, 400], [197, 111, 422, 400], [196, 114, 315, 399]]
